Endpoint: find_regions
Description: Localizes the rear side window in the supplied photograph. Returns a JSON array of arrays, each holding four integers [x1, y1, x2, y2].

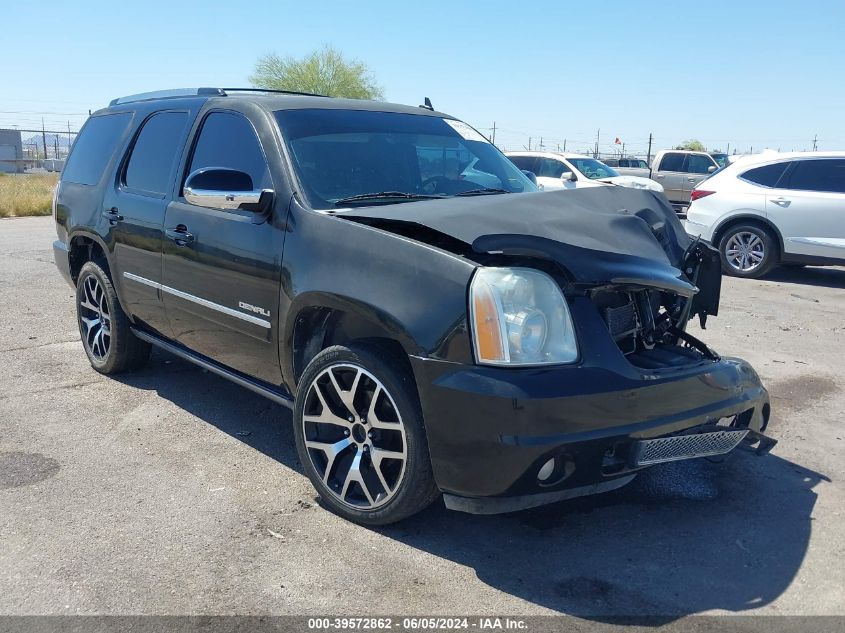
[[687, 154, 715, 174], [186, 111, 270, 190], [508, 156, 538, 173], [658, 153, 685, 172], [62, 113, 132, 185], [124, 111, 190, 195], [604, 159, 619, 167], [785, 159, 845, 194], [741, 162, 789, 188]]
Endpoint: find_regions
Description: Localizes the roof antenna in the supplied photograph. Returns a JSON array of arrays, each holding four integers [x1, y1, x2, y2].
[[419, 97, 434, 111]]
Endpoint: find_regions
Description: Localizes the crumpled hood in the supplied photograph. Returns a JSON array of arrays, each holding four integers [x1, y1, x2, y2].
[[599, 175, 664, 193], [341, 187, 698, 295]]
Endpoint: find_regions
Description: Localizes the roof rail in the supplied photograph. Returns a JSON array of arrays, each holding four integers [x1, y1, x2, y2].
[[109, 87, 225, 106], [109, 87, 330, 107], [220, 87, 328, 98]]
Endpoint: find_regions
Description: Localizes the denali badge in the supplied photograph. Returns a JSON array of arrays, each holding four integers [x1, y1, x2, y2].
[[238, 301, 270, 318]]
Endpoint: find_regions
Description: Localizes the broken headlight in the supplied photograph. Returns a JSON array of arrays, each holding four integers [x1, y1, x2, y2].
[[469, 267, 578, 366]]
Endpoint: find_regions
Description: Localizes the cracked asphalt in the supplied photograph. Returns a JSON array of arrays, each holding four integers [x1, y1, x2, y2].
[[1, 216, 843, 619]]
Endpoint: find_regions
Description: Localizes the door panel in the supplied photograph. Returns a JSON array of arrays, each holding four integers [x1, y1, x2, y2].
[[161, 202, 284, 383], [683, 154, 718, 200], [766, 159, 845, 259], [162, 109, 283, 384], [104, 110, 192, 337], [654, 153, 687, 203]]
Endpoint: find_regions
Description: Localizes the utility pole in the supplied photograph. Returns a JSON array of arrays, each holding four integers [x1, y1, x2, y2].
[[812, 134, 818, 151], [67, 121, 72, 156], [726, 142, 730, 156], [54, 136, 59, 159], [41, 118, 48, 161], [528, 136, 532, 151], [539, 136, 543, 150], [594, 128, 600, 158], [490, 122, 496, 145], [563, 139, 567, 152], [646, 132, 653, 167]]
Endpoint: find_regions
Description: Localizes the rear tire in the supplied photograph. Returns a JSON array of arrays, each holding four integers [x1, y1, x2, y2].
[[76, 260, 151, 374], [293, 343, 439, 525], [718, 224, 778, 278]]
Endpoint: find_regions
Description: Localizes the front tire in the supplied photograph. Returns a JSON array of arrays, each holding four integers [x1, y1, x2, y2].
[[718, 224, 778, 278], [293, 344, 439, 525], [76, 260, 151, 374]]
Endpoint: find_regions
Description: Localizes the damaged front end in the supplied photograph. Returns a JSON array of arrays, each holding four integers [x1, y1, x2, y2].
[[336, 187, 776, 511]]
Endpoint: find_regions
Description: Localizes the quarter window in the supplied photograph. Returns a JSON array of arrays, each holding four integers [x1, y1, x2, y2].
[[658, 153, 685, 172], [741, 162, 790, 188], [124, 111, 190, 195], [186, 112, 270, 191], [785, 159, 845, 194], [62, 113, 132, 185], [508, 155, 539, 173]]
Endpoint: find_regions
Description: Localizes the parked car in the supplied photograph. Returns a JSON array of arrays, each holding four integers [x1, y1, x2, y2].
[[506, 151, 663, 193], [685, 151, 845, 278], [52, 87, 774, 525], [649, 150, 720, 209], [603, 157, 650, 170]]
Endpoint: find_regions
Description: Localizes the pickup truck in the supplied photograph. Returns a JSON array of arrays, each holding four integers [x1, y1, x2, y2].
[[645, 150, 721, 209]]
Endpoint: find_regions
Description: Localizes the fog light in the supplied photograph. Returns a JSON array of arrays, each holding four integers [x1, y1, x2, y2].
[[537, 458, 556, 482]]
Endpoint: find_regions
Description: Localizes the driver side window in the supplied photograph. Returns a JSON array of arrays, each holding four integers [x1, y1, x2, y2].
[[185, 111, 271, 192], [537, 158, 566, 178]]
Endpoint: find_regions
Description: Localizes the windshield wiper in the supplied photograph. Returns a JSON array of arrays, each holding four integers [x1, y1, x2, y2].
[[334, 191, 445, 206], [453, 188, 511, 196]]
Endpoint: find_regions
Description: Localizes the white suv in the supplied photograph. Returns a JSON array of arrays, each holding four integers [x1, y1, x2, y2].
[[685, 152, 845, 278]]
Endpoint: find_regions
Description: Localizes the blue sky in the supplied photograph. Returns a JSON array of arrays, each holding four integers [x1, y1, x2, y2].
[[5, 0, 844, 155]]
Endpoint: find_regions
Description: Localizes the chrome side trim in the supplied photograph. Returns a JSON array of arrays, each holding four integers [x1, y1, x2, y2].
[[122, 272, 271, 329], [131, 328, 293, 409]]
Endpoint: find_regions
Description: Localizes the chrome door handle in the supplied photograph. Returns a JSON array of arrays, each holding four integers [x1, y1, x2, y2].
[[165, 225, 194, 245], [771, 197, 791, 207], [103, 207, 123, 225], [687, 177, 698, 182]]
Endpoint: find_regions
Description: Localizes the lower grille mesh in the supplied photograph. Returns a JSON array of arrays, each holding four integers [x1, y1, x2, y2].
[[630, 429, 749, 466]]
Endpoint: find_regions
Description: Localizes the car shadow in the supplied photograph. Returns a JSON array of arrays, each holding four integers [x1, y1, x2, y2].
[[762, 265, 845, 289], [117, 349, 828, 622]]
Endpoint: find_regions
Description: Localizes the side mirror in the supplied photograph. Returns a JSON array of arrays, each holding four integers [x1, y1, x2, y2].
[[707, 165, 717, 173], [561, 171, 577, 182], [521, 170, 538, 186], [184, 168, 274, 212]]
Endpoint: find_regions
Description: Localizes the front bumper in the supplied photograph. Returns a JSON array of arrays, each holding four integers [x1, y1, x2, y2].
[[410, 354, 772, 513]]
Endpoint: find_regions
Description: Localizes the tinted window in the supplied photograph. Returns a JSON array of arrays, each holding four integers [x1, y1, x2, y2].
[[537, 158, 566, 178], [568, 158, 619, 179], [604, 159, 619, 167], [62, 113, 132, 185], [507, 155, 538, 173], [741, 162, 790, 188], [659, 153, 685, 172], [275, 110, 534, 208], [687, 154, 715, 174], [636, 159, 649, 169], [785, 159, 845, 194], [187, 112, 270, 190], [124, 111, 189, 194]]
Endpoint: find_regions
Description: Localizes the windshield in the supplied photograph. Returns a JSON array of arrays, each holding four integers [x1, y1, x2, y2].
[[275, 109, 536, 208], [567, 158, 620, 179]]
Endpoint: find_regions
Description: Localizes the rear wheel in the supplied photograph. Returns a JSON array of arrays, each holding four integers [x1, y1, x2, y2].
[[293, 343, 439, 525], [718, 224, 778, 278], [76, 260, 151, 374]]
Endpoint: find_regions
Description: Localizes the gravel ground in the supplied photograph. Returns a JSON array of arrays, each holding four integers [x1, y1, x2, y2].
[[1, 216, 843, 620]]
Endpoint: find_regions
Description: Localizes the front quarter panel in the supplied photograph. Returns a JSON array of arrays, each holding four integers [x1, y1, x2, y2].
[[279, 203, 478, 390]]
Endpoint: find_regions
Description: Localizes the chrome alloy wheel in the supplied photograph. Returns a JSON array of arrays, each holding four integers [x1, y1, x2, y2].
[[78, 276, 112, 360], [725, 231, 765, 273], [302, 364, 408, 510]]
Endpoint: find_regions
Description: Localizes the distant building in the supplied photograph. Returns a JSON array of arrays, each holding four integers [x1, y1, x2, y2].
[[0, 129, 23, 173]]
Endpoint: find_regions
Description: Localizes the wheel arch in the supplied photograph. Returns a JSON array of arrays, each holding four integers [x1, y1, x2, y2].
[[711, 214, 784, 257], [285, 294, 420, 392], [68, 230, 112, 284]]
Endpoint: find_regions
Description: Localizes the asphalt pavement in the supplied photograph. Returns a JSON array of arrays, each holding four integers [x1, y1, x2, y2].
[[1, 216, 843, 619]]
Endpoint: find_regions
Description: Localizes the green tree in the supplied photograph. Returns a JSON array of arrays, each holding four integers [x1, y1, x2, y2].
[[675, 139, 706, 151], [250, 45, 384, 100]]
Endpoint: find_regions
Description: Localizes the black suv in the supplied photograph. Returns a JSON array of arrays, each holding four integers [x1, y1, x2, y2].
[[53, 88, 774, 525]]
